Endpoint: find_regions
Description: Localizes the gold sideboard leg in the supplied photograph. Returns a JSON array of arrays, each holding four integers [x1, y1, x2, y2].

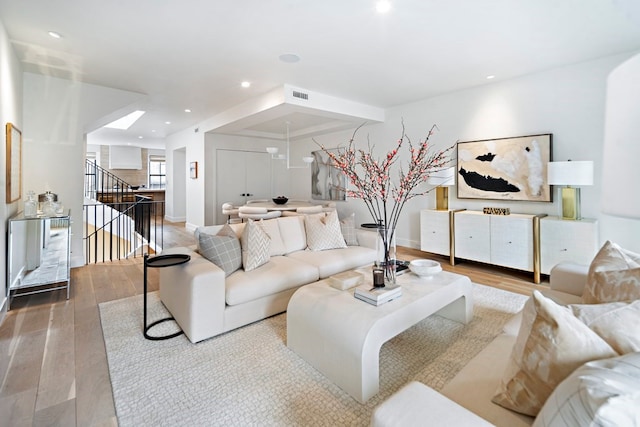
[[532, 215, 546, 284]]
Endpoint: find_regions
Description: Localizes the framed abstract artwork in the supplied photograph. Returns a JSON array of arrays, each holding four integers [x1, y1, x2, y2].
[[189, 161, 198, 179], [456, 134, 553, 202], [6, 123, 22, 203], [310, 149, 346, 201]]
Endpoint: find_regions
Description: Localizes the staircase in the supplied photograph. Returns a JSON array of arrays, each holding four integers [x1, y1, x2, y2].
[[83, 159, 164, 263]]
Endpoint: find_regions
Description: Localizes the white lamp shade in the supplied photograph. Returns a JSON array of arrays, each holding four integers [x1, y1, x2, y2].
[[427, 167, 456, 186], [547, 161, 594, 186], [602, 53, 640, 219]]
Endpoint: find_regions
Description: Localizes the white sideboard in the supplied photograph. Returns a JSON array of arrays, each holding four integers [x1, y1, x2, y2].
[[540, 216, 599, 274], [420, 210, 452, 257], [455, 210, 535, 272], [419, 209, 599, 283]]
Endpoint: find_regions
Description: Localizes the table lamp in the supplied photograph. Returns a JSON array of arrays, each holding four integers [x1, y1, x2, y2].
[[547, 160, 594, 220], [428, 167, 455, 210]]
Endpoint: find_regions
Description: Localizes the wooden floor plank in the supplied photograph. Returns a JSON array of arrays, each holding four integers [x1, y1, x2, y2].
[[34, 301, 76, 412]]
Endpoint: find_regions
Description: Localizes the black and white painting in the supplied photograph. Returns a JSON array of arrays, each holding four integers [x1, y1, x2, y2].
[[457, 134, 552, 202], [311, 149, 346, 201]]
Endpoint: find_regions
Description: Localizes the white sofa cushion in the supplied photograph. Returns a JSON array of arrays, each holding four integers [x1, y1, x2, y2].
[[533, 352, 640, 427], [240, 219, 271, 271], [277, 216, 307, 254], [304, 210, 347, 251], [287, 246, 377, 279], [225, 256, 319, 306], [492, 291, 617, 417], [583, 240, 640, 303], [371, 381, 494, 427], [258, 218, 286, 256], [570, 299, 640, 354], [196, 224, 242, 277]]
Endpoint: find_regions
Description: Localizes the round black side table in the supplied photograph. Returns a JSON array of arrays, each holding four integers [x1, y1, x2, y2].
[[143, 253, 190, 340]]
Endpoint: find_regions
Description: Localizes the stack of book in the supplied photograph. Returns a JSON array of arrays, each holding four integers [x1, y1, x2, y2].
[[354, 283, 402, 306]]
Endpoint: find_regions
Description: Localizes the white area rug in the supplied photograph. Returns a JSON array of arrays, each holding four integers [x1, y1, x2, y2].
[[99, 284, 527, 426]]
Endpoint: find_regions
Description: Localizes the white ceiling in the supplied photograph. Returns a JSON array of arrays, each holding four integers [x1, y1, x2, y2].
[[1, 0, 640, 143]]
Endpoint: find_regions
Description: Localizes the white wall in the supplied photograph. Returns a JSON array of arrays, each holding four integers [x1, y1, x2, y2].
[[165, 126, 205, 229], [22, 73, 145, 266], [0, 18, 23, 317], [162, 52, 640, 253], [299, 52, 640, 252]]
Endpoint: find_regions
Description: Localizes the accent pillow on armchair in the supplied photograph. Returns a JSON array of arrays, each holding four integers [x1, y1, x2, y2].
[[583, 241, 640, 303]]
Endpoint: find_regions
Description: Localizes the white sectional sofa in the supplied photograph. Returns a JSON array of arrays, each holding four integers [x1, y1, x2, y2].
[[159, 215, 378, 343], [372, 261, 637, 427]]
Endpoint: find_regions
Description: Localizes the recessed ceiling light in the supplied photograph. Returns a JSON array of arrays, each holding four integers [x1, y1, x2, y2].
[[165, 121, 171, 125], [241, 81, 251, 88], [486, 75, 496, 80], [151, 129, 156, 133], [279, 53, 301, 63], [184, 109, 192, 113], [104, 110, 146, 130], [138, 136, 143, 139], [48, 31, 62, 39], [376, 1, 392, 14]]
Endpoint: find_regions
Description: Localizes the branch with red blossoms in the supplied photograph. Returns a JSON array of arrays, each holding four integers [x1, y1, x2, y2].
[[315, 121, 455, 234]]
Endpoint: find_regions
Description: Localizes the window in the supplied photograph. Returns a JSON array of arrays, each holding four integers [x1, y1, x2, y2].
[[148, 156, 166, 188]]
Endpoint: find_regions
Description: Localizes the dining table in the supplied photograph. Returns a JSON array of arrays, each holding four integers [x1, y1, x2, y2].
[[241, 200, 318, 211]]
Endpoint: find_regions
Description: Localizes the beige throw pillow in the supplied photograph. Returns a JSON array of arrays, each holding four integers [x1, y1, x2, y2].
[[304, 210, 347, 251], [492, 291, 618, 417], [339, 213, 359, 246], [240, 219, 271, 271], [570, 300, 640, 354], [583, 241, 640, 303]]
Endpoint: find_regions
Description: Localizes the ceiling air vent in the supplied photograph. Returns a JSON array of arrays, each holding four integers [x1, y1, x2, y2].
[[292, 90, 309, 100]]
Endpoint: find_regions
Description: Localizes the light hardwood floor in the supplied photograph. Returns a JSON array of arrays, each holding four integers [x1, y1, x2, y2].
[[0, 222, 548, 426]]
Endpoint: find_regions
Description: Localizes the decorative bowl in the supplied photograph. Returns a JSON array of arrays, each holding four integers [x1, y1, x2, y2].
[[272, 196, 288, 205], [129, 185, 140, 190], [409, 259, 442, 277]]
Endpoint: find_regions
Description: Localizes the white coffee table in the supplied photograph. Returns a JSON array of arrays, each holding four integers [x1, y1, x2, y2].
[[286, 269, 473, 403]]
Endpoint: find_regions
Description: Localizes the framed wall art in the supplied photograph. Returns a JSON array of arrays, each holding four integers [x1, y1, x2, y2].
[[6, 123, 22, 203], [310, 149, 346, 201], [189, 161, 198, 179], [457, 134, 553, 202]]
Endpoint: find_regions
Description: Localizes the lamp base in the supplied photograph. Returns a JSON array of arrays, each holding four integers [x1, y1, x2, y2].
[[435, 187, 449, 210], [560, 187, 581, 220]]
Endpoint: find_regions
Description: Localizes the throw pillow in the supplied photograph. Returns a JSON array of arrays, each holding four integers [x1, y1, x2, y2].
[[492, 291, 618, 417], [240, 219, 271, 271], [533, 352, 640, 427], [583, 241, 640, 303], [340, 213, 359, 246], [304, 210, 348, 251], [258, 219, 286, 256], [570, 299, 640, 354], [197, 224, 242, 276]]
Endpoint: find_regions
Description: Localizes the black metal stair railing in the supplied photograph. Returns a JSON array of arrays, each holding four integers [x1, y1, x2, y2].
[[83, 197, 164, 263], [83, 159, 164, 263]]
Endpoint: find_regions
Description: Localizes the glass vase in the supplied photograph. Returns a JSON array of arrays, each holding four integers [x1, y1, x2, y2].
[[375, 224, 397, 285]]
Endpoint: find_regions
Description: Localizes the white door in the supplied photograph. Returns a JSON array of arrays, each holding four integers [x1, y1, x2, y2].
[[216, 150, 271, 224]]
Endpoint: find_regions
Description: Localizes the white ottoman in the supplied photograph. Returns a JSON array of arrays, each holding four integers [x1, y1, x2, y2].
[[371, 381, 493, 427]]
